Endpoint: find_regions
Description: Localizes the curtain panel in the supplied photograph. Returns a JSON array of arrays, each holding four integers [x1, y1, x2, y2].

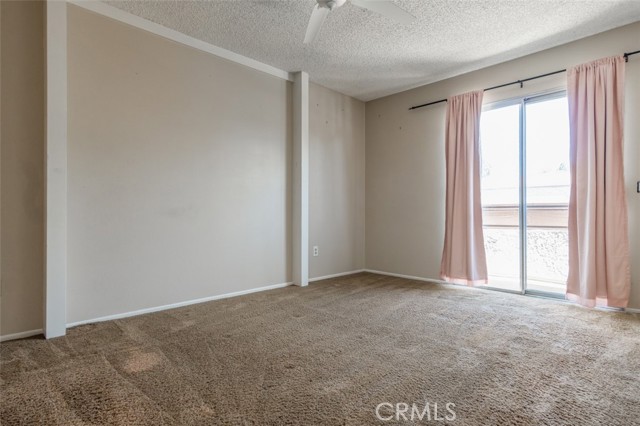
[[440, 90, 488, 286], [566, 55, 631, 308]]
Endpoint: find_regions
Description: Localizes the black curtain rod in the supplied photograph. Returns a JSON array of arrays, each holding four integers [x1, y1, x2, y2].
[[408, 49, 640, 111]]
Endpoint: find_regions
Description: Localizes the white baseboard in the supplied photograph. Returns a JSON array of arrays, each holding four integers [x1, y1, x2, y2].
[[309, 269, 365, 282], [364, 269, 444, 284], [67, 281, 293, 328], [0, 329, 44, 343], [9, 272, 637, 338]]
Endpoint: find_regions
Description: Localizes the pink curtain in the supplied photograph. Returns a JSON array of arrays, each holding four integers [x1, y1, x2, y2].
[[566, 56, 630, 308], [440, 90, 488, 285]]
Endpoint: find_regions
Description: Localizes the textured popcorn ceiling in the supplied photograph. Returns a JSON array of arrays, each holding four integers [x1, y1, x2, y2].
[[105, 0, 640, 101]]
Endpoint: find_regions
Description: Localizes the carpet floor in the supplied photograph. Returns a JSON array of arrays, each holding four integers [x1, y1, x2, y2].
[[1, 272, 639, 425]]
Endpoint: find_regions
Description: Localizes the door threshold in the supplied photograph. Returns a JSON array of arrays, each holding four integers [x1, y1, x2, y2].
[[478, 282, 566, 301], [524, 288, 565, 300]]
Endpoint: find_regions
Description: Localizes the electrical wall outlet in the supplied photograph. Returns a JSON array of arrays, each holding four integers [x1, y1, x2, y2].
[[313, 246, 319, 257]]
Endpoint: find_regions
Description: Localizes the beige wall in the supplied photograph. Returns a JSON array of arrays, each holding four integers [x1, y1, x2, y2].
[[366, 22, 640, 308], [0, 4, 368, 335], [0, 0, 45, 336], [309, 83, 365, 279], [67, 5, 294, 324]]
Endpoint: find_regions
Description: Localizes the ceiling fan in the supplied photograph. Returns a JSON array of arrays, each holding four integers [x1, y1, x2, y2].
[[304, 0, 416, 44]]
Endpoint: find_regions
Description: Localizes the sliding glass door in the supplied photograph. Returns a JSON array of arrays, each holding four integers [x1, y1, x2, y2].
[[524, 95, 570, 294], [479, 103, 522, 292], [480, 92, 570, 295]]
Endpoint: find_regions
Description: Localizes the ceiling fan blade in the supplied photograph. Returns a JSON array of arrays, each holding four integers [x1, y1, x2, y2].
[[304, 5, 330, 44], [350, 0, 415, 25]]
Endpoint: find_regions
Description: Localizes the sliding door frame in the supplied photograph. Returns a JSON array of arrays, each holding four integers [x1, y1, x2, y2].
[[522, 90, 568, 300], [481, 88, 567, 298], [481, 97, 524, 295]]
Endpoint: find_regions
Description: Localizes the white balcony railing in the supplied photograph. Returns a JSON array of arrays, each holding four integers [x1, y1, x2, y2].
[[482, 204, 568, 292]]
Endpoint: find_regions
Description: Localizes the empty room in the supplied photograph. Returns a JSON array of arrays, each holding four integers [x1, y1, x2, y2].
[[1, 0, 640, 424]]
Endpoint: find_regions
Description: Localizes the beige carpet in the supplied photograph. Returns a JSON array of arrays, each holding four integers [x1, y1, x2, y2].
[[1, 273, 639, 425]]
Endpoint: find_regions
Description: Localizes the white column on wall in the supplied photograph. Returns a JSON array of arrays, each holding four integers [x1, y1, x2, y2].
[[44, 0, 67, 338], [292, 71, 309, 287]]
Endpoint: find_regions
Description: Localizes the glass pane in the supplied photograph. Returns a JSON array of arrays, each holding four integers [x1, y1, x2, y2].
[[480, 104, 521, 291], [525, 96, 570, 294]]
